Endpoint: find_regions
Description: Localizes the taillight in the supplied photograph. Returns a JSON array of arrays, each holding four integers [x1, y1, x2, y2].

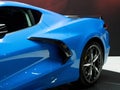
[[99, 16, 108, 29], [103, 24, 108, 29]]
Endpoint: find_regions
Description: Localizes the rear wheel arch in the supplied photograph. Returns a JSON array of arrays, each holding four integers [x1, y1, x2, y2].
[[85, 38, 105, 61]]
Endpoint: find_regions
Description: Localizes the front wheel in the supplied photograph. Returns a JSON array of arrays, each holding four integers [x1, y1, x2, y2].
[[79, 41, 104, 86]]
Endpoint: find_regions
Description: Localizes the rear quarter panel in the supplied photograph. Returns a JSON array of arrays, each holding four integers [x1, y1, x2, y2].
[[30, 17, 110, 86]]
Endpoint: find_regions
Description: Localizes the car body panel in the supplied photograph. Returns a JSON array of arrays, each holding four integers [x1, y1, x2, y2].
[[0, 1, 110, 90]]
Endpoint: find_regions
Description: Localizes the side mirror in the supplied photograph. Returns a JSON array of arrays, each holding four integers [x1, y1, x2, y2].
[[0, 24, 8, 39]]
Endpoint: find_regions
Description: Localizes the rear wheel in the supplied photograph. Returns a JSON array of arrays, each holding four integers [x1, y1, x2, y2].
[[80, 41, 104, 86]]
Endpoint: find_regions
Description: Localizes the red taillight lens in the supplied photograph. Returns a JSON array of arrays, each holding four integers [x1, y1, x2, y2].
[[104, 24, 108, 29]]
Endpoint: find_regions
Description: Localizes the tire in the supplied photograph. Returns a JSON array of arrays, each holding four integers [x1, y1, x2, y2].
[[79, 41, 104, 87]]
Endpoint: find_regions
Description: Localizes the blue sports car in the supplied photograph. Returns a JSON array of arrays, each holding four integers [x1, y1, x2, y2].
[[0, 1, 110, 90]]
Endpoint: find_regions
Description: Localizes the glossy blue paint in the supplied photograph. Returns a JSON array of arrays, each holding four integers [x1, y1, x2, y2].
[[0, 1, 110, 90]]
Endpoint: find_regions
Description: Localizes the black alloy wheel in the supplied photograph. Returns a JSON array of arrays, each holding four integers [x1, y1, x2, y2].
[[80, 41, 104, 86]]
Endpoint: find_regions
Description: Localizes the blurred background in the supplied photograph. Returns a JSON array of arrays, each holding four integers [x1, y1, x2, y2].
[[4, 0, 120, 55]]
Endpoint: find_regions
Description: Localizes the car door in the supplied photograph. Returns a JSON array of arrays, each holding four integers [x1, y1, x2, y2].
[[0, 6, 47, 81]]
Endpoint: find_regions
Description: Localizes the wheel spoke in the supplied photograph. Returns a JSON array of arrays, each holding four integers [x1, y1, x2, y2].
[[87, 66, 93, 81], [93, 65, 100, 74], [88, 74, 92, 82], [90, 48, 94, 60], [83, 63, 91, 67], [89, 66, 93, 76], [93, 53, 100, 63]]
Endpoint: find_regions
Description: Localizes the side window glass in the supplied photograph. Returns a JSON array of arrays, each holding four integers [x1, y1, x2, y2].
[[0, 7, 42, 33], [27, 9, 42, 25], [31, 9, 42, 24]]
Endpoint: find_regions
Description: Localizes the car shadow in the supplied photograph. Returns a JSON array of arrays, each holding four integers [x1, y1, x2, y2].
[[48, 70, 120, 90]]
